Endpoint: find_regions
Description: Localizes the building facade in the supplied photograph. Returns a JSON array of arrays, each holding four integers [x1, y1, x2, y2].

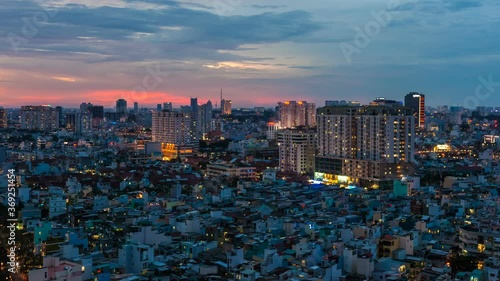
[[0, 107, 7, 128], [278, 101, 316, 128], [152, 111, 192, 145], [405, 93, 425, 129], [116, 99, 127, 114], [20, 105, 60, 131], [206, 162, 257, 180], [277, 127, 316, 175], [221, 99, 232, 115], [163, 102, 173, 111], [201, 100, 213, 135], [75, 110, 92, 134], [315, 106, 415, 188]]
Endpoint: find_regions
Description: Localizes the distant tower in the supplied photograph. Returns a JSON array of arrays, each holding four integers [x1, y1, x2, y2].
[[201, 100, 214, 134], [219, 89, 223, 111], [116, 99, 127, 114], [134, 102, 139, 112], [405, 93, 425, 129], [0, 107, 7, 128], [220, 89, 231, 115], [163, 102, 173, 111], [190, 97, 199, 113]]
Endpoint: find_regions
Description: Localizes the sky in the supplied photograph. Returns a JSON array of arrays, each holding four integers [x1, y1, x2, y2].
[[0, 0, 499, 109]]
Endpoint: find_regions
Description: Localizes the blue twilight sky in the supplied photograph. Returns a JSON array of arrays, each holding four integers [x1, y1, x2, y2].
[[0, 0, 499, 108]]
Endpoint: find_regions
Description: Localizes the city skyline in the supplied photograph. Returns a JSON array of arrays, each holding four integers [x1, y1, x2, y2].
[[1, 0, 500, 107]]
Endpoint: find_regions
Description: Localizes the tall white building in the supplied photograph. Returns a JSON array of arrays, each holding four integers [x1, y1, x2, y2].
[[277, 128, 316, 175], [20, 105, 59, 131], [315, 106, 415, 188], [266, 121, 281, 140], [152, 111, 192, 145], [278, 101, 316, 128]]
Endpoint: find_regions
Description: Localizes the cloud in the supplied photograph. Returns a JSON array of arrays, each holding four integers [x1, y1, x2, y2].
[[52, 76, 78, 82], [1, 0, 500, 107], [250, 4, 287, 9]]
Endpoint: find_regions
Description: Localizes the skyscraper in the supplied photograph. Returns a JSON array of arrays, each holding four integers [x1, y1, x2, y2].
[[163, 102, 173, 111], [278, 127, 316, 175], [134, 102, 139, 112], [201, 100, 213, 134], [315, 105, 415, 188], [220, 89, 232, 115], [222, 99, 232, 115], [405, 93, 425, 129], [20, 105, 60, 131], [190, 97, 198, 113], [116, 99, 127, 114], [0, 107, 7, 128], [190, 97, 201, 145], [157, 104, 162, 111], [55, 106, 64, 128], [278, 101, 316, 128]]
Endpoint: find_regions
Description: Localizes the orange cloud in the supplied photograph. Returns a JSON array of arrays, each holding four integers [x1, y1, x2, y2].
[[52, 76, 78, 82]]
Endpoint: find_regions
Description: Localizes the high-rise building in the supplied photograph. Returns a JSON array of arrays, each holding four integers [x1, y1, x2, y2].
[[152, 111, 192, 144], [88, 105, 104, 128], [116, 99, 127, 114], [315, 105, 415, 188], [157, 104, 162, 111], [65, 112, 76, 130], [80, 103, 103, 128], [134, 102, 139, 112], [267, 121, 281, 140], [20, 105, 60, 131], [219, 89, 232, 115], [190, 97, 198, 113], [278, 127, 316, 175], [152, 111, 193, 160], [201, 100, 213, 134], [278, 101, 316, 128], [75, 110, 92, 134], [55, 106, 63, 128], [221, 99, 232, 115], [0, 107, 7, 128], [405, 93, 425, 129], [163, 102, 173, 111], [190, 98, 201, 145]]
